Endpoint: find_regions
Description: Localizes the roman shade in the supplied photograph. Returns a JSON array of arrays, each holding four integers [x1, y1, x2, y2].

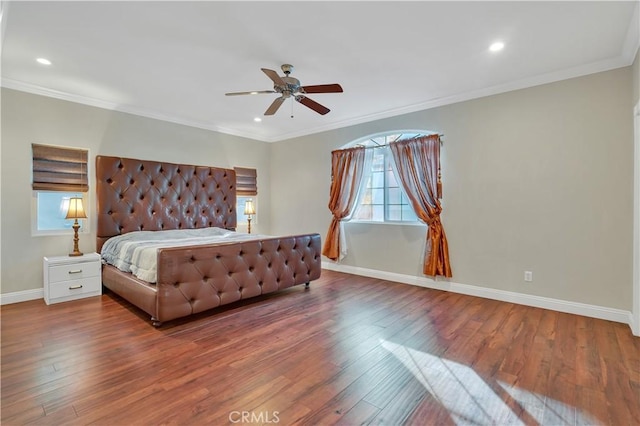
[[32, 144, 89, 192], [234, 167, 257, 196]]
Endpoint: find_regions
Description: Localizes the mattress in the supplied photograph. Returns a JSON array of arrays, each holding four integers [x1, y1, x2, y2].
[[101, 227, 268, 283]]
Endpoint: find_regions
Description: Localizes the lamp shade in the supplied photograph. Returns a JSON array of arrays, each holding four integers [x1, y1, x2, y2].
[[65, 197, 87, 220], [244, 199, 256, 215]]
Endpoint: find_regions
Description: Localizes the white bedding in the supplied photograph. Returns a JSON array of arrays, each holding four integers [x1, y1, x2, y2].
[[101, 227, 268, 283]]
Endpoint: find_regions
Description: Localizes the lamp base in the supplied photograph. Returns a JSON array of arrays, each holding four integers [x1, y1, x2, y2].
[[69, 221, 83, 257]]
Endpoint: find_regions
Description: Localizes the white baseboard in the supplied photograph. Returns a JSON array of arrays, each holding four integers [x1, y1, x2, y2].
[[0, 288, 43, 305], [322, 262, 634, 330], [629, 312, 638, 336], [2, 266, 635, 335]]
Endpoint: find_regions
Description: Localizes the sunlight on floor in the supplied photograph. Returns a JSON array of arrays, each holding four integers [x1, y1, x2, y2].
[[380, 339, 599, 425], [497, 381, 599, 425]]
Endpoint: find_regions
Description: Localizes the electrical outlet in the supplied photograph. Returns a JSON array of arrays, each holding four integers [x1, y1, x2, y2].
[[524, 271, 533, 282]]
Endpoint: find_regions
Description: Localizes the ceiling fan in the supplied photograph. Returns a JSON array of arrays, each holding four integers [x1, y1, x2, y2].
[[225, 64, 343, 116]]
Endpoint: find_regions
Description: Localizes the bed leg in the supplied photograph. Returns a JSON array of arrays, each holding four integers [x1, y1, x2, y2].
[[305, 282, 310, 288], [151, 317, 162, 327]]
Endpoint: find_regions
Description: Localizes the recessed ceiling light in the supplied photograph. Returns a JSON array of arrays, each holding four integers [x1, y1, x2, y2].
[[253, 117, 262, 122], [489, 42, 505, 52], [36, 58, 52, 65]]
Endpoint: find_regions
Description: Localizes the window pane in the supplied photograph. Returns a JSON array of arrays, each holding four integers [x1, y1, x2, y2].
[[370, 171, 384, 188], [236, 196, 256, 225], [387, 204, 401, 221], [402, 204, 418, 222], [372, 205, 384, 222], [371, 136, 386, 146], [37, 192, 84, 231], [386, 170, 398, 188], [363, 176, 372, 190], [387, 187, 402, 205], [359, 187, 373, 204], [371, 153, 385, 172], [371, 188, 384, 204], [354, 204, 372, 220], [400, 191, 412, 205]]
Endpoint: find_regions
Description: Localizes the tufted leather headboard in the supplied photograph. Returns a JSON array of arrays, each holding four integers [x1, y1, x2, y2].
[[95, 156, 237, 252]]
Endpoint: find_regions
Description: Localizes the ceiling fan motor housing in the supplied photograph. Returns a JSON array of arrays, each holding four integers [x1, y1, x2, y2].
[[276, 76, 301, 97]]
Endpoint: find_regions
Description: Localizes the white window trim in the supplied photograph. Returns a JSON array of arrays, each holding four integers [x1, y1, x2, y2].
[[347, 129, 440, 146], [348, 219, 426, 227]]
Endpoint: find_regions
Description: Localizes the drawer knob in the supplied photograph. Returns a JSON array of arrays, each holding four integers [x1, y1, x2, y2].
[[68, 270, 82, 274], [68, 285, 83, 290]]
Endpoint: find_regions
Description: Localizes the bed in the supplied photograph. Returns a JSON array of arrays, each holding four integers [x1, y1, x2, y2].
[[96, 155, 322, 326]]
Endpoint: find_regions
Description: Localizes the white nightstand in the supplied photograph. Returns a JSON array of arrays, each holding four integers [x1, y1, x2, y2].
[[43, 252, 102, 305]]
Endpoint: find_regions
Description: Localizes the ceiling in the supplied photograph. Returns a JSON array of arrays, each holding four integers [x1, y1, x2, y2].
[[1, 1, 638, 143]]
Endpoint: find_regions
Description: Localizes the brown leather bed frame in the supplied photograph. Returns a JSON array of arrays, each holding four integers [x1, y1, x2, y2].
[[96, 155, 321, 326]]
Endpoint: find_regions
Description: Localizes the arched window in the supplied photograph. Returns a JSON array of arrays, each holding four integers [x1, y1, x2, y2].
[[343, 130, 438, 223]]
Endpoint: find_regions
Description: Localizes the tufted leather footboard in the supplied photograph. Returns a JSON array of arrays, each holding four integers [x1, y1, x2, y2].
[[152, 233, 321, 324]]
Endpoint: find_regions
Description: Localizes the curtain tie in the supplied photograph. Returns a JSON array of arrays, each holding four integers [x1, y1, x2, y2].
[[424, 212, 442, 227]]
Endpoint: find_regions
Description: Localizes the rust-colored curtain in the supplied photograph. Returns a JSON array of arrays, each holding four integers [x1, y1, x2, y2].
[[322, 146, 368, 261], [389, 135, 452, 277]]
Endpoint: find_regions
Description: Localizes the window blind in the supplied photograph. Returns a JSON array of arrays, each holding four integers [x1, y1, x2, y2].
[[32, 144, 89, 192], [234, 167, 257, 196]]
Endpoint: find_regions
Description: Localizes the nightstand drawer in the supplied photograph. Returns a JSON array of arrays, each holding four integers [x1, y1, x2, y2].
[[48, 277, 101, 300], [49, 262, 100, 284], [44, 253, 102, 305]]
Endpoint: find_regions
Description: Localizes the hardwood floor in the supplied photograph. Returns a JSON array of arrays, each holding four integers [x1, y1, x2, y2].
[[1, 270, 639, 425]]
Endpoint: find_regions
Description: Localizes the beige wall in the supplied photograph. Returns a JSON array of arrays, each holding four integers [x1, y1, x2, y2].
[[1, 88, 271, 294], [271, 67, 634, 310], [634, 47, 639, 107]]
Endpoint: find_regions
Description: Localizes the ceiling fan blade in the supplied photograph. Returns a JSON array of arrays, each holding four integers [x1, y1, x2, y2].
[[225, 90, 276, 96], [295, 95, 330, 115], [264, 97, 286, 115], [300, 84, 343, 94], [261, 68, 286, 86]]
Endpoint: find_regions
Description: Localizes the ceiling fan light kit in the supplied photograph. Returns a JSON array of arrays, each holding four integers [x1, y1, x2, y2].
[[225, 64, 343, 116]]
